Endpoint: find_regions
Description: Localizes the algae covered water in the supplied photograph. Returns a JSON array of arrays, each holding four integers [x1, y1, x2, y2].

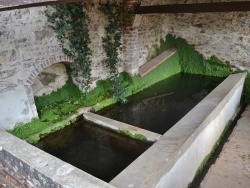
[[35, 121, 151, 182], [99, 73, 224, 134]]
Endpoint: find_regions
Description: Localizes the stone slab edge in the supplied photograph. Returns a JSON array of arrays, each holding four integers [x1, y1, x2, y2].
[[139, 49, 177, 77], [110, 72, 247, 188], [0, 130, 115, 188], [83, 112, 162, 142]]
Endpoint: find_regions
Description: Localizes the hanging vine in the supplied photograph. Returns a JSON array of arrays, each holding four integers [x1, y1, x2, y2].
[[100, 0, 128, 103], [45, 3, 92, 91]]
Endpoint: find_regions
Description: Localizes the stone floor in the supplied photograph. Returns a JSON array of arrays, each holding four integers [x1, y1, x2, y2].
[[201, 105, 250, 188]]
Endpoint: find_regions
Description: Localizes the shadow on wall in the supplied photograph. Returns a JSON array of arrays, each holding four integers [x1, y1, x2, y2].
[[31, 63, 70, 97]]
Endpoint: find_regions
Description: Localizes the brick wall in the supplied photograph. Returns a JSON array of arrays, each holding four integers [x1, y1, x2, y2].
[[0, 163, 34, 187]]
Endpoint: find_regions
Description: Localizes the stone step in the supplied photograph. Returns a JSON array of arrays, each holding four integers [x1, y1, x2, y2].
[[83, 112, 162, 142], [139, 48, 177, 77]]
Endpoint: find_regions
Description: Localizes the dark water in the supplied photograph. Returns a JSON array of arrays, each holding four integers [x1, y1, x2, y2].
[[98, 73, 224, 135], [35, 121, 151, 182]]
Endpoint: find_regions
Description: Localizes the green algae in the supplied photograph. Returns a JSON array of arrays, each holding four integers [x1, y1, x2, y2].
[[94, 52, 180, 111], [117, 129, 147, 141], [10, 34, 234, 143], [149, 34, 232, 77]]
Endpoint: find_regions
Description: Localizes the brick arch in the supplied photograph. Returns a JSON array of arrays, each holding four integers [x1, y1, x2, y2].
[[23, 54, 74, 118], [25, 54, 74, 85]]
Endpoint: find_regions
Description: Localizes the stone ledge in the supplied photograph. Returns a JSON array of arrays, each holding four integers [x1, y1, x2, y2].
[[0, 130, 114, 188], [83, 112, 162, 142], [110, 72, 247, 188], [139, 49, 177, 77]]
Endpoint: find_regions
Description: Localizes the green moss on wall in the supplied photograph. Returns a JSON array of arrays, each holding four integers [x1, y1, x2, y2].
[[35, 77, 82, 109], [150, 34, 232, 77], [10, 77, 114, 143], [10, 34, 234, 143], [94, 53, 181, 111]]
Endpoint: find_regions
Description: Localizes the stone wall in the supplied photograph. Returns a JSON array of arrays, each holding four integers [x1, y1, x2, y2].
[[32, 63, 68, 97], [131, 0, 250, 71], [0, 1, 122, 130], [1, 0, 250, 130]]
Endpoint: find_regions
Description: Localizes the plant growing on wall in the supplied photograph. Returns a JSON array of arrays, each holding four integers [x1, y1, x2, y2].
[[100, 0, 127, 103], [45, 3, 92, 91]]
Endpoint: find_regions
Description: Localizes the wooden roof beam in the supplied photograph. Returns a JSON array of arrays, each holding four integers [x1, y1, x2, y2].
[[0, 0, 86, 11], [136, 1, 250, 14]]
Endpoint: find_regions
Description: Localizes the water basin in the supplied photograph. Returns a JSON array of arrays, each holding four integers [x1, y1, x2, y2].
[[98, 73, 224, 134], [35, 121, 151, 182]]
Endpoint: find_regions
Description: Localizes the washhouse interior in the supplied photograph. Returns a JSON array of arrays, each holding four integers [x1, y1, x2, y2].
[[35, 73, 224, 182], [1, 1, 250, 187]]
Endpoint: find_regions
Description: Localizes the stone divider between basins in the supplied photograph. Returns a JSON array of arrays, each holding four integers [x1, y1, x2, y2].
[[110, 72, 247, 188]]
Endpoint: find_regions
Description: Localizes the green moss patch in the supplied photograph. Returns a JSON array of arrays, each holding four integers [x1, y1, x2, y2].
[[10, 34, 234, 143], [149, 34, 232, 77], [94, 53, 180, 111], [10, 78, 114, 143], [117, 129, 147, 141]]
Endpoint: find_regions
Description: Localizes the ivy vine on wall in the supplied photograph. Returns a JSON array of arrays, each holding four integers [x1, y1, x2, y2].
[[45, 3, 92, 91], [100, 0, 127, 103], [45, 1, 128, 102]]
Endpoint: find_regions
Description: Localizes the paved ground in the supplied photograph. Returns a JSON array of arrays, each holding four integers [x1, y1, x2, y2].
[[201, 105, 250, 188]]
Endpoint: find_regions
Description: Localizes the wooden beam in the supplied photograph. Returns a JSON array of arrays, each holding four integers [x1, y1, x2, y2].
[[136, 1, 250, 14], [0, 0, 86, 11]]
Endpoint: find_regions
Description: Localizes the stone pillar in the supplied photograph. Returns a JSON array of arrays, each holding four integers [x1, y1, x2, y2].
[[123, 0, 142, 75]]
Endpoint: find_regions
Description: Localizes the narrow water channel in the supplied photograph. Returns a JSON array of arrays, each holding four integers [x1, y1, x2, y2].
[[35, 121, 151, 182], [99, 73, 224, 134]]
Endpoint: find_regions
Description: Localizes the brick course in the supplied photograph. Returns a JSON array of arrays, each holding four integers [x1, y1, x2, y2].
[[0, 163, 34, 188]]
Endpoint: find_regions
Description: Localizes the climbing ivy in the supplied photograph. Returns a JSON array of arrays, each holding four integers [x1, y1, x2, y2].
[[100, 0, 127, 103], [45, 3, 92, 91]]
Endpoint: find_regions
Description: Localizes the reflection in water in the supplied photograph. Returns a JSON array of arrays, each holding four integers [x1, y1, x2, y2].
[[36, 73, 224, 182], [99, 73, 224, 134], [36, 121, 151, 182]]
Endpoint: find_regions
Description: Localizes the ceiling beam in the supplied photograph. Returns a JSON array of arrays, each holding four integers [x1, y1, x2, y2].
[[0, 0, 86, 11], [136, 1, 250, 14]]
